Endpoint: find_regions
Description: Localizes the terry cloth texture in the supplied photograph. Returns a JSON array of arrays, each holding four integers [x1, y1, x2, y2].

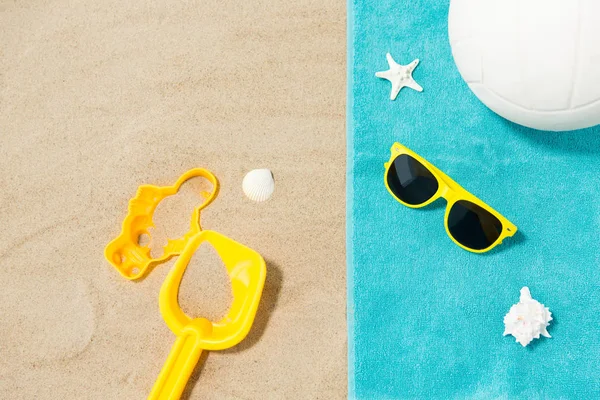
[[347, 1, 600, 398]]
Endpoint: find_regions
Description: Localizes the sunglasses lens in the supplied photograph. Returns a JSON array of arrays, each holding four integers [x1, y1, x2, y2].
[[447, 200, 503, 250], [387, 154, 439, 205]]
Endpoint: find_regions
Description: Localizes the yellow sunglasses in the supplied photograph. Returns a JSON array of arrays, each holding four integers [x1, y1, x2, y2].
[[384, 142, 517, 253]]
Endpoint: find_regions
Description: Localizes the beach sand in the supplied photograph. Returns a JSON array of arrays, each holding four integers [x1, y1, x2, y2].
[[0, 0, 346, 397]]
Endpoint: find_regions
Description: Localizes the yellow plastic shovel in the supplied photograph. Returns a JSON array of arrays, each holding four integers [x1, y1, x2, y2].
[[148, 230, 267, 400]]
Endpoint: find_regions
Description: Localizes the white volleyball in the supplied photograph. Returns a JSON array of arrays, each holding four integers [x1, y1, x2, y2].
[[449, 0, 600, 131], [242, 169, 274, 202]]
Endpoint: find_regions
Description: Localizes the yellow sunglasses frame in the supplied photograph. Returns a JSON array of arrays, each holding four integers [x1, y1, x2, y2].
[[384, 142, 517, 253]]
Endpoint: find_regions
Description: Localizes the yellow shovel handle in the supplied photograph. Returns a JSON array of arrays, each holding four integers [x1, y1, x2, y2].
[[148, 333, 203, 400]]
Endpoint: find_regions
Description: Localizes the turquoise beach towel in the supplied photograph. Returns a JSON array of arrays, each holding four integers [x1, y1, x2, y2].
[[347, 1, 600, 399]]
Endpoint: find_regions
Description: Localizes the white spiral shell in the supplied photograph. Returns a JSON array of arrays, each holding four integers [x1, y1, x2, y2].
[[503, 287, 552, 347], [242, 169, 274, 202]]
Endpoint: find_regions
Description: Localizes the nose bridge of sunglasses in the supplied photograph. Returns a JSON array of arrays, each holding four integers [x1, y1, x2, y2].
[[104, 168, 220, 280], [429, 164, 465, 196]]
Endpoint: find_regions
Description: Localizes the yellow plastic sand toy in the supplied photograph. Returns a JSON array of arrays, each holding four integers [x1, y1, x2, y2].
[[105, 169, 267, 400], [148, 231, 266, 399], [105, 168, 219, 280]]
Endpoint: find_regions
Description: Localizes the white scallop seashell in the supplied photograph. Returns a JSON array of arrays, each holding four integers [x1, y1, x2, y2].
[[503, 287, 552, 347], [242, 169, 274, 202]]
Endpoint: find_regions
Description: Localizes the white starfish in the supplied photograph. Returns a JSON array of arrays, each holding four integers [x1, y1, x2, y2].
[[375, 53, 423, 100]]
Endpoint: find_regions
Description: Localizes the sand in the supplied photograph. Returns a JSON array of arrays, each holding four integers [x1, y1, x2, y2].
[[0, 0, 346, 398]]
